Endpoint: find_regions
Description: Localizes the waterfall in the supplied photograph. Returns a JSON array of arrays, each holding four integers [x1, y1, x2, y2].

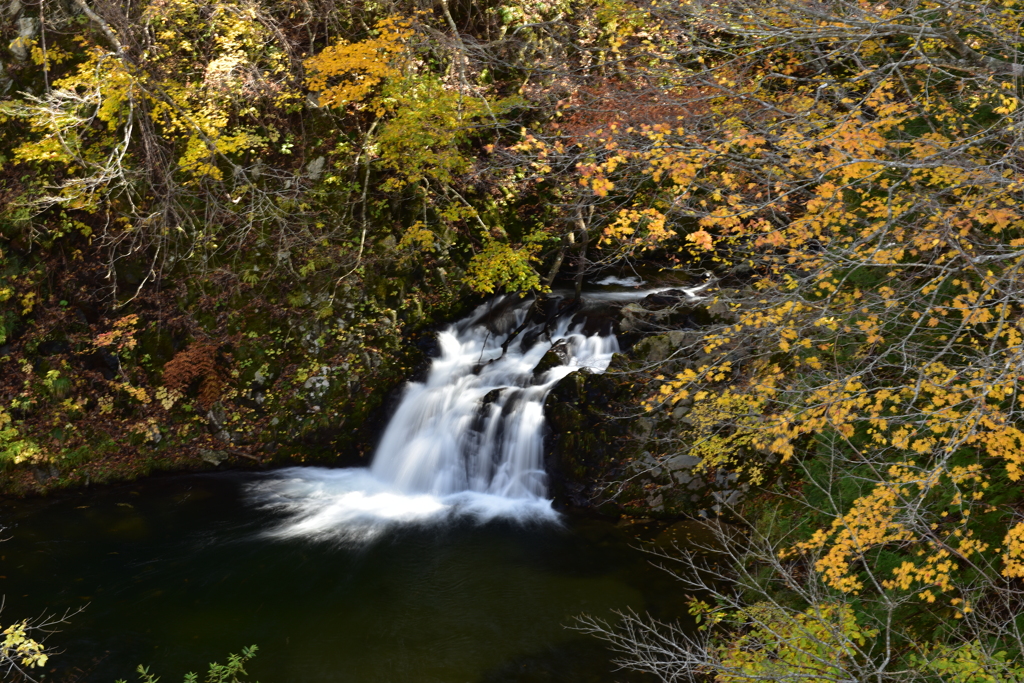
[[370, 295, 619, 499], [249, 285, 698, 542]]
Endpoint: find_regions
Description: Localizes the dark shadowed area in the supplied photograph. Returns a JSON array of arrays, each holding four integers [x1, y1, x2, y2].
[[1, 472, 691, 683]]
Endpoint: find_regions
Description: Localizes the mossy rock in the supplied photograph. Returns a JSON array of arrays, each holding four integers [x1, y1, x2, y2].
[[544, 366, 638, 510]]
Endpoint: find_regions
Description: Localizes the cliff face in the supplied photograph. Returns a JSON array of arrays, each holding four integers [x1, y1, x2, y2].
[[543, 288, 748, 518]]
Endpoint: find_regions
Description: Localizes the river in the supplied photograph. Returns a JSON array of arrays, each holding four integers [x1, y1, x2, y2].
[[1, 472, 689, 682]]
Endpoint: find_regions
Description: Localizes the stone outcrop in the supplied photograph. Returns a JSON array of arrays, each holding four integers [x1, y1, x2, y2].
[[544, 285, 750, 518]]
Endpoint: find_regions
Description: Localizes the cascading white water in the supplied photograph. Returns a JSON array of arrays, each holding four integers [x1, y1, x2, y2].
[[370, 296, 619, 499], [249, 284, 701, 542]]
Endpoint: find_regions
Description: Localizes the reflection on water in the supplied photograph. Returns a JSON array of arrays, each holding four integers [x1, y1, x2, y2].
[[1, 473, 690, 683]]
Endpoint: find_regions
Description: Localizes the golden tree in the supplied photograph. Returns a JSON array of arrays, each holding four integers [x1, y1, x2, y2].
[[511, 0, 1024, 678]]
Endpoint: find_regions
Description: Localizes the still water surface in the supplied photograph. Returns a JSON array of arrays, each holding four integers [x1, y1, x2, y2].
[[2, 472, 687, 683]]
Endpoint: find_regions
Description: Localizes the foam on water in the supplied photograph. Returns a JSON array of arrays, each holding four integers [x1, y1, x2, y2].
[[593, 275, 646, 287], [249, 467, 558, 543]]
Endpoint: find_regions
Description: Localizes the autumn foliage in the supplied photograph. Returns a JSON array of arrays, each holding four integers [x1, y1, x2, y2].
[[163, 343, 222, 410], [501, 0, 1024, 679], [3, 0, 1024, 678]]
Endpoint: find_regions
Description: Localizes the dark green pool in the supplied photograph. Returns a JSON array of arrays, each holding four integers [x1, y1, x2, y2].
[[1, 470, 689, 683]]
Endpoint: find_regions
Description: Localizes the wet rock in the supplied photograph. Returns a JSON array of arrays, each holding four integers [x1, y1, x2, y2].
[[9, 35, 31, 61], [305, 156, 326, 180], [534, 341, 568, 376], [712, 489, 743, 513], [544, 366, 637, 509], [16, 14, 36, 35], [672, 470, 693, 485], [640, 289, 691, 309], [631, 417, 654, 441], [481, 388, 503, 406], [199, 449, 228, 466], [667, 329, 694, 347], [706, 299, 737, 321], [670, 403, 691, 420], [633, 334, 673, 363], [207, 402, 226, 430], [664, 453, 700, 471], [619, 289, 711, 333], [567, 297, 619, 336], [618, 303, 646, 333]]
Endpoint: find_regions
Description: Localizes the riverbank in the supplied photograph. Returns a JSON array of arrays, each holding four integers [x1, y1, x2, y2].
[[0, 251, 464, 498]]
